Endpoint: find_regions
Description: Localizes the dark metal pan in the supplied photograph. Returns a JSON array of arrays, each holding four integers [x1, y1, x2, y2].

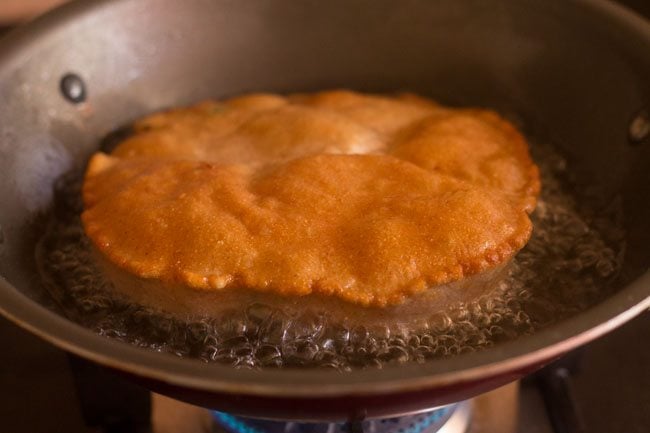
[[0, 0, 649, 421]]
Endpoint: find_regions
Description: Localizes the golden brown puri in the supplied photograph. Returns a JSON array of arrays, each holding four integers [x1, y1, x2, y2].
[[82, 90, 540, 307]]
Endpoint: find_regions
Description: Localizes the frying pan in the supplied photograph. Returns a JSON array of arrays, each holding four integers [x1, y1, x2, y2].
[[0, 0, 649, 422]]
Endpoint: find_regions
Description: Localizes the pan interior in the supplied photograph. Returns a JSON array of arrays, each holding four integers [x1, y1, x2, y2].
[[34, 119, 625, 370]]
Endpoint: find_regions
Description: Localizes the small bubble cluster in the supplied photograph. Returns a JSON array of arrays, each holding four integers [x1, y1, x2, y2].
[[36, 139, 625, 370]]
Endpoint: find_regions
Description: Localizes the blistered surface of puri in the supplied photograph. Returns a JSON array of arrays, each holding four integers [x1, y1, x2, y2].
[[37, 138, 625, 370]]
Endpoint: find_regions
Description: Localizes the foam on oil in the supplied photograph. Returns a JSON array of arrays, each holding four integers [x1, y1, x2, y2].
[[36, 138, 625, 370]]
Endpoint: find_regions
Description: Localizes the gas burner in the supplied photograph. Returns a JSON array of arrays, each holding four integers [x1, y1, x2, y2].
[[212, 403, 471, 433], [147, 383, 518, 433]]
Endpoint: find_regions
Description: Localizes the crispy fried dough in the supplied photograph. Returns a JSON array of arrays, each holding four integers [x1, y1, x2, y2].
[[82, 90, 539, 307]]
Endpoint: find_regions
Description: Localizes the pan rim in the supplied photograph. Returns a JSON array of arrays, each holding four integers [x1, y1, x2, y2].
[[0, 0, 649, 398]]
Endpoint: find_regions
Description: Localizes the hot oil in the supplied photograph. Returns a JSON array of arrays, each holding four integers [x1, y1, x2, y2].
[[36, 139, 625, 370]]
